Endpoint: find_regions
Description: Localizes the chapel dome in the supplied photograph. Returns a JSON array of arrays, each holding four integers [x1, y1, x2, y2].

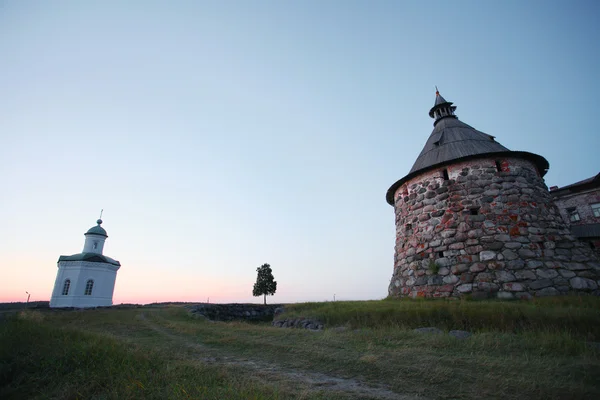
[[85, 219, 107, 237]]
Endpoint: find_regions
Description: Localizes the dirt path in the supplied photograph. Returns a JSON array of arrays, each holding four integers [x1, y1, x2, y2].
[[139, 313, 422, 400]]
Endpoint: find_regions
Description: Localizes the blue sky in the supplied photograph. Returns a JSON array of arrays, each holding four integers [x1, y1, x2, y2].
[[1, 0, 598, 303]]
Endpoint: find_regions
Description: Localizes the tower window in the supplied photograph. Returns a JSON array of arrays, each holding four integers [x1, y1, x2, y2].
[[405, 223, 412, 231], [84, 280, 94, 296], [495, 160, 502, 172], [438, 251, 444, 258], [62, 279, 71, 296], [566, 207, 580, 222], [591, 203, 600, 217], [442, 169, 449, 180], [470, 207, 480, 215], [93, 241, 98, 250]]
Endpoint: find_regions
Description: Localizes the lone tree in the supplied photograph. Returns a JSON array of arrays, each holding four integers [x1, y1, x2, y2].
[[252, 263, 277, 305]]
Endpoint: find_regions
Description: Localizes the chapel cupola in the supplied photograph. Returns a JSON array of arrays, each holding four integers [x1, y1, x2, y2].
[[428, 87, 457, 126], [83, 219, 108, 254]]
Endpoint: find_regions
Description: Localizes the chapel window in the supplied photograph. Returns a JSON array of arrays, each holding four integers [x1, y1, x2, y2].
[[62, 279, 71, 295], [84, 280, 94, 296]]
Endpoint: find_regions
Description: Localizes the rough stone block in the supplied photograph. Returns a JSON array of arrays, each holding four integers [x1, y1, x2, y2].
[[476, 282, 499, 292], [558, 269, 576, 278], [428, 276, 444, 285], [429, 240, 442, 248], [505, 242, 522, 249], [487, 241, 504, 250], [494, 234, 511, 242], [443, 274, 459, 284], [435, 257, 452, 267], [536, 287, 560, 297], [449, 242, 465, 250], [469, 262, 486, 272], [457, 283, 473, 293], [529, 279, 552, 290], [570, 277, 598, 290], [495, 270, 516, 282], [515, 270, 536, 280], [466, 245, 484, 255], [451, 264, 469, 274], [480, 251, 496, 261], [536, 269, 558, 279], [501, 249, 519, 260], [475, 272, 494, 282], [526, 260, 544, 269], [515, 292, 533, 300], [518, 249, 536, 258], [503, 282, 525, 291], [441, 229, 457, 238], [506, 259, 525, 270], [567, 263, 589, 271]]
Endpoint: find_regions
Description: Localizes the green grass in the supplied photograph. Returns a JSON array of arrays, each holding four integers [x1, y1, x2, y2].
[[278, 296, 600, 339], [1, 298, 600, 399], [0, 311, 284, 400]]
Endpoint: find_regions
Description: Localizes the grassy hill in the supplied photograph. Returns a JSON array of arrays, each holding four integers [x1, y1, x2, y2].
[[1, 297, 599, 399]]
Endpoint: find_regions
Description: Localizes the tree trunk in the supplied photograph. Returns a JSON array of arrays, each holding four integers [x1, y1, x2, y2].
[[264, 293, 266, 305]]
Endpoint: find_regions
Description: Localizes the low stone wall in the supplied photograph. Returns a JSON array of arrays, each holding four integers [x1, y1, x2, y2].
[[186, 303, 282, 321], [272, 318, 324, 330]]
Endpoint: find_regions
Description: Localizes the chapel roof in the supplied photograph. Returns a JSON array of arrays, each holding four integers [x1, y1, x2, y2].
[[58, 252, 121, 266]]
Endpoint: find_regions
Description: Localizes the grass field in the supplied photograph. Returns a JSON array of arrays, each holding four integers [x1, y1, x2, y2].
[[1, 297, 600, 399]]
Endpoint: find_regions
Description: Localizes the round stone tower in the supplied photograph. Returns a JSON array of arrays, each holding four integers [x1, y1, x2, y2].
[[386, 90, 600, 299]]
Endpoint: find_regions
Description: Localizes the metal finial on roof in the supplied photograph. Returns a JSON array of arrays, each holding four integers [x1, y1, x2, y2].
[[429, 89, 455, 122], [97, 209, 103, 225]]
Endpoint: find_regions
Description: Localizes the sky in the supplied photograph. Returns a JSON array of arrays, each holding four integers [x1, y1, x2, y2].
[[1, 0, 599, 304]]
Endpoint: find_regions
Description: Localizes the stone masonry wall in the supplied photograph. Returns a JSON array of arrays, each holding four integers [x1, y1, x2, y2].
[[389, 157, 600, 299]]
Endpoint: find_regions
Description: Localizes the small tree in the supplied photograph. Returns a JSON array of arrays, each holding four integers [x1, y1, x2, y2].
[[252, 263, 277, 305]]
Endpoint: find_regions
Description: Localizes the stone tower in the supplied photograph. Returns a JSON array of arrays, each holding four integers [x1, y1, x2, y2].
[[386, 90, 600, 299], [50, 218, 121, 308]]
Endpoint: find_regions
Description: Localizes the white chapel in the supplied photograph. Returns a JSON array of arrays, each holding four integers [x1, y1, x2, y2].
[[50, 218, 121, 308]]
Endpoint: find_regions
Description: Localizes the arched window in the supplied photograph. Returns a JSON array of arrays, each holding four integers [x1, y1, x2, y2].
[[62, 279, 71, 295], [84, 280, 94, 296]]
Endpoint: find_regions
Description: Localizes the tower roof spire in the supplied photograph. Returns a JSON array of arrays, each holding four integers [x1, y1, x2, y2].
[[429, 87, 456, 124]]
